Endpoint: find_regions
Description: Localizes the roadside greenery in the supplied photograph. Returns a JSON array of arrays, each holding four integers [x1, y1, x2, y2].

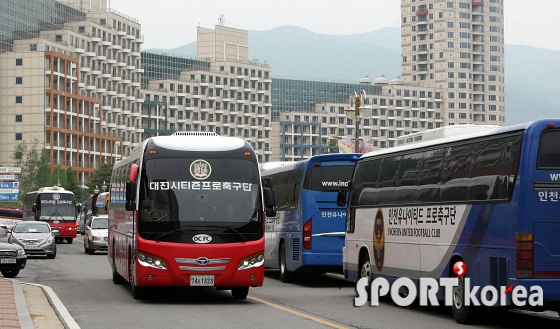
[[5, 139, 113, 205]]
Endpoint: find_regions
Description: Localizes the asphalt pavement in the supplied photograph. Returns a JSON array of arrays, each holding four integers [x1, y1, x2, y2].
[[0, 278, 79, 329]]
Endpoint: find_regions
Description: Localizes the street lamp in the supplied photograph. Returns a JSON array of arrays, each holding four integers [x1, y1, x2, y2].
[[102, 181, 107, 192], [345, 90, 372, 153], [94, 185, 99, 195]]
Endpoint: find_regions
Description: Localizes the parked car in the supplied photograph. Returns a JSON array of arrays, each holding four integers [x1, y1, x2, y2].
[[0, 242, 26, 278], [0, 219, 19, 240], [84, 215, 108, 255], [8, 221, 58, 259]]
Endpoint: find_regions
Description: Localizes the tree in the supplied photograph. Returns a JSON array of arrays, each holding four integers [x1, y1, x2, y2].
[[88, 163, 113, 194], [49, 165, 67, 188], [65, 167, 82, 199], [10, 139, 51, 199]]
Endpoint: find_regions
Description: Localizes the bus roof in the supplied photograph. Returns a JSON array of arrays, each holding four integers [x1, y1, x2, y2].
[[30, 186, 74, 195], [361, 119, 551, 160], [260, 153, 362, 175]]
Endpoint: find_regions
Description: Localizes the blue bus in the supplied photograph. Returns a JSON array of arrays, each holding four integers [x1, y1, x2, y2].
[[261, 153, 361, 282], [339, 119, 560, 324]]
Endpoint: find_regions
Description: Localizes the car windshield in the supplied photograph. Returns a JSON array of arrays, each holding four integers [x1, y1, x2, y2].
[[91, 218, 108, 229], [14, 224, 50, 233]]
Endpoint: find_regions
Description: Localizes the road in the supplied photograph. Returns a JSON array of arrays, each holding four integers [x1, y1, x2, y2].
[[11, 235, 560, 329]]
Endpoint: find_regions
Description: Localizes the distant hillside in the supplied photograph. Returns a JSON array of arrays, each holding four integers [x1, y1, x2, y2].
[[149, 26, 560, 125]]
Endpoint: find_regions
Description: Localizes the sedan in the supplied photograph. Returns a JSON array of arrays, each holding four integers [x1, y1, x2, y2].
[[0, 219, 19, 241], [84, 215, 108, 255], [8, 221, 58, 259], [0, 242, 26, 278]]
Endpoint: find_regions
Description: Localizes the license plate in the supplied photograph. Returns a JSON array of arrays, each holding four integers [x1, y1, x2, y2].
[[25, 245, 39, 250], [190, 275, 214, 286], [0, 258, 16, 264]]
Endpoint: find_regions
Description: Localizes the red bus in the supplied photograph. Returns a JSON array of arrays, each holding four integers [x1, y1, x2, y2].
[[23, 186, 78, 243], [108, 132, 276, 299]]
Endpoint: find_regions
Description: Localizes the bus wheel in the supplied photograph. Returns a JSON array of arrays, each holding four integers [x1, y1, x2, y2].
[[279, 243, 295, 283], [1, 269, 20, 278], [130, 261, 146, 299], [112, 249, 125, 284], [231, 287, 249, 300], [451, 263, 480, 324]]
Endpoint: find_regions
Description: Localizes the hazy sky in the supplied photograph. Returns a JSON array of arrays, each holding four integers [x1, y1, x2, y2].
[[111, 0, 560, 51]]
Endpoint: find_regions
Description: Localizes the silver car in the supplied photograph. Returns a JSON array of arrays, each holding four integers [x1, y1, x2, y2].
[[8, 221, 58, 259], [84, 215, 108, 255]]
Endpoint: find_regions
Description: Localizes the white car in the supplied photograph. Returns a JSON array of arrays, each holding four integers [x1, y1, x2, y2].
[[84, 215, 108, 255]]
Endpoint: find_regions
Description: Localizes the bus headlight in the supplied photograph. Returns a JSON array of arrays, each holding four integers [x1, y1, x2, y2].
[[237, 252, 264, 270], [137, 251, 167, 270]]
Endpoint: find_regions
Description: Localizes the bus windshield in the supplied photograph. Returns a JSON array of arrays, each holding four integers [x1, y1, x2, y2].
[[38, 194, 76, 222], [138, 157, 261, 237], [304, 165, 354, 191]]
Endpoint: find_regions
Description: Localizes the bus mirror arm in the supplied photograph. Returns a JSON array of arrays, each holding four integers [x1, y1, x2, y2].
[[337, 190, 347, 207], [125, 201, 136, 212]]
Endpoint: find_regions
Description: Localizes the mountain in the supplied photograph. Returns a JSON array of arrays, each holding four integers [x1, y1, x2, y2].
[[149, 26, 560, 125]]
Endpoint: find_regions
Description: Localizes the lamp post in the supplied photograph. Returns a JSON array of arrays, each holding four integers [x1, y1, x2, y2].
[[94, 185, 99, 195], [102, 181, 107, 193], [345, 90, 372, 153]]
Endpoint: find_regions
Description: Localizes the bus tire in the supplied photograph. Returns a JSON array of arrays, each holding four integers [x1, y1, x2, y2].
[[359, 252, 372, 300], [112, 249, 125, 284], [1, 269, 20, 278], [279, 242, 295, 283], [451, 263, 480, 324], [231, 287, 249, 300]]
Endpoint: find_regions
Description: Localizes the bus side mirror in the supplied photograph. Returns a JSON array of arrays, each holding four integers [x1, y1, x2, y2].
[[125, 181, 136, 211], [264, 188, 276, 217], [262, 178, 273, 189], [32, 204, 36, 212], [337, 190, 347, 207]]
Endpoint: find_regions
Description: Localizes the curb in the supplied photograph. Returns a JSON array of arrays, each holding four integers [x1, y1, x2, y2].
[[22, 282, 81, 329], [9, 279, 33, 329]]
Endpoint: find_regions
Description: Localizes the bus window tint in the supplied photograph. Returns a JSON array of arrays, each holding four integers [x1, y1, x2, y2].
[[504, 134, 523, 197], [304, 165, 354, 191], [442, 144, 471, 202], [377, 156, 401, 204], [537, 130, 560, 169], [470, 138, 505, 200], [352, 159, 382, 206], [418, 149, 444, 202], [396, 152, 422, 202]]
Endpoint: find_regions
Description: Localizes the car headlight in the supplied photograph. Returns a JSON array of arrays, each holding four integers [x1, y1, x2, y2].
[[92, 236, 102, 241], [137, 251, 167, 270], [17, 249, 25, 256], [47, 237, 53, 244], [237, 252, 264, 270]]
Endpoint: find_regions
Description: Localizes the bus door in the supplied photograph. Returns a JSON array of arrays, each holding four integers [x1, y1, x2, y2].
[[303, 163, 355, 261], [531, 128, 560, 278]]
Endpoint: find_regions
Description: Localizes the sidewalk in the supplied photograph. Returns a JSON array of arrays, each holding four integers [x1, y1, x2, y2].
[[0, 278, 79, 329]]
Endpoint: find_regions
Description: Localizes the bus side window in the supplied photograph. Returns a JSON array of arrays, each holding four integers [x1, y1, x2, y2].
[[418, 149, 444, 203], [442, 144, 472, 202], [377, 156, 401, 205]]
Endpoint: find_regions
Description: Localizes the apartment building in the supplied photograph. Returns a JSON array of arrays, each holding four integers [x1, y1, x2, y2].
[[0, 0, 143, 184]]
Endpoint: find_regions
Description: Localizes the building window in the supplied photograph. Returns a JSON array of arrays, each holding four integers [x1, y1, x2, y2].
[[16, 77, 22, 84], [15, 115, 22, 122], [16, 58, 22, 66], [15, 133, 22, 140], [15, 96, 22, 103]]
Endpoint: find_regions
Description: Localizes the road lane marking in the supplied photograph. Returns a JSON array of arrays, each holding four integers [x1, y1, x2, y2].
[[248, 295, 349, 329]]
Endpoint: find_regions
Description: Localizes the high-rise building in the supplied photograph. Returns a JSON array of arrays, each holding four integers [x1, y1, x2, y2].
[[0, 0, 507, 176]]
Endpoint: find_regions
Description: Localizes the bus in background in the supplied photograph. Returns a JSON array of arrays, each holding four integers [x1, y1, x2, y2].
[[23, 186, 78, 244], [108, 132, 275, 299], [261, 153, 361, 283], [339, 119, 560, 324]]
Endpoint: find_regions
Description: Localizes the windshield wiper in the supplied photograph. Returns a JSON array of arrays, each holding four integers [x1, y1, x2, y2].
[[48, 212, 63, 221], [153, 228, 199, 241], [152, 225, 247, 242], [193, 225, 247, 242]]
